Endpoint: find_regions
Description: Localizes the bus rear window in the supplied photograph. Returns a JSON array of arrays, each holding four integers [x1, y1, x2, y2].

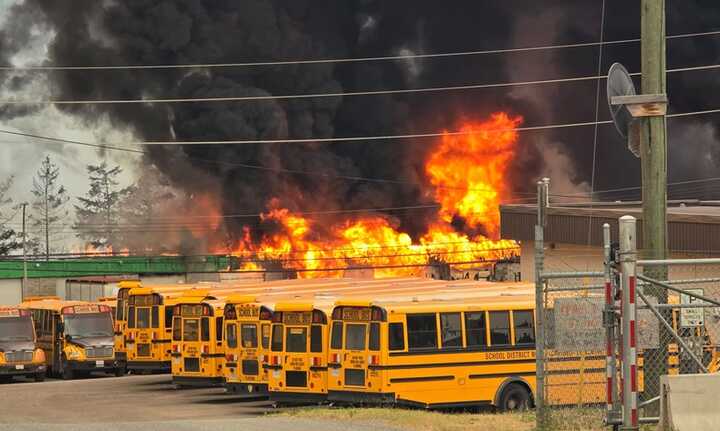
[[136, 308, 150, 329], [513, 310, 535, 345], [183, 319, 199, 341], [226, 323, 238, 348], [286, 327, 307, 353], [165, 308, 174, 329], [271, 324, 283, 352], [388, 323, 405, 351], [489, 311, 510, 346], [242, 324, 257, 348], [216, 317, 223, 342], [172, 317, 181, 341], [345, 324, 366, 351], [407, 314, 437, 350], [330, 322, 343, 350]]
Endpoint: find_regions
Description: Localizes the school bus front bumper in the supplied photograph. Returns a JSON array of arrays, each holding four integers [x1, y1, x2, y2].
[[0, 363, 46, 376], [66, 359, 118, 373]]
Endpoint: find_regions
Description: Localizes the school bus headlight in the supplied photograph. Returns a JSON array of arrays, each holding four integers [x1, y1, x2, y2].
[[66, 348, 84, 360]]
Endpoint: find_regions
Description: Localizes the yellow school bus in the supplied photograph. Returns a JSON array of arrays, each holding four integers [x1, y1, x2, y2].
[[125, 287, 189, 373], [114, 280, 142, 372], [20, 298, 121, 379], [323, 296, 540, 410], [266, 302, 333, 404], [171, 291, 227, 387], [0, 306, 46, 382], [223, 295, 273, 394]]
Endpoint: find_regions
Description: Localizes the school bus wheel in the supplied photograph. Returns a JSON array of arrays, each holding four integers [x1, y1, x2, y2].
[[61, 356, 74, 380], [114, 366, 125, 377], [34, 371, 45, 382], [497, 383, 531, 412]]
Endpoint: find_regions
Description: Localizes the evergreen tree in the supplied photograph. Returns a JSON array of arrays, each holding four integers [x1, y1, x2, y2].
[[0, 177, 20, 256], [30, 156, 69, 259], [119, 166, 175, 253], [74, 162, 130, 249]]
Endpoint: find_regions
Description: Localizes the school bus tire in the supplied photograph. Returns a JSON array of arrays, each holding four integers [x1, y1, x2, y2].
[[34, 372, 45, 382], [114, 366, 125, 377], [497, 383, 531, 412], [61, 357, 74, 380]]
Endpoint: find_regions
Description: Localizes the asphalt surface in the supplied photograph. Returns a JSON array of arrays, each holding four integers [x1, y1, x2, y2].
[[0, 374, 398, 431]]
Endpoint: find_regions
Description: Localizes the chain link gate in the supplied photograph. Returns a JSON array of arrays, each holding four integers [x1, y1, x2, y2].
[[603, 215, 720, 429]]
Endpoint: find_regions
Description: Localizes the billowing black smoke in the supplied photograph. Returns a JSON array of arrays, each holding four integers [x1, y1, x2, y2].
[[2, 0, 720, 246]]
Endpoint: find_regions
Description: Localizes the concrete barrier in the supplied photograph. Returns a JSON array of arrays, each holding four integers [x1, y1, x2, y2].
[[659, 373, 720, 430]]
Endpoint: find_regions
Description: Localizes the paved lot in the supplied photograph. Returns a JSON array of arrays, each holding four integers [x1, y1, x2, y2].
[[0, 374, 398, 431]]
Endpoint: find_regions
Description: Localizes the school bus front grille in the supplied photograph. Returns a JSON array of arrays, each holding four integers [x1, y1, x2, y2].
[[184, 358, 200, 372], [137, 343, 151, 357], [85, 347, 113, 358], [4, 350, 33, 362], [286, 371, 307, 387], [344, 369, 365, 386], [242, 360, 259, 376]]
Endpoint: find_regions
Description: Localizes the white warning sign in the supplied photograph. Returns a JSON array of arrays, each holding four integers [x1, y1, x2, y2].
[[680, 289, 705, 328]]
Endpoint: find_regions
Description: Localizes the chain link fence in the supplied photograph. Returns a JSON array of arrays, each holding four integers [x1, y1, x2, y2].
[[539, 273, 609, 428]]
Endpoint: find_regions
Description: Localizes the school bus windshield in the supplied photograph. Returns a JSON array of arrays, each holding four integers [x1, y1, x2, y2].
[[65, 313, 114, 338], [0, 316, 34, 342]]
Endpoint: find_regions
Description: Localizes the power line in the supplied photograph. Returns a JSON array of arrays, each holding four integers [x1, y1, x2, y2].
[[2, 29, 719, 71], [1, 61, 718, 106], [0, 74, 621, 105]]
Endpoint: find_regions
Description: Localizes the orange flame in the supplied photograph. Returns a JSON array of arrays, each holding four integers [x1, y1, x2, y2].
[[225, 113, 522, 278], [425, 112, 521, 237]]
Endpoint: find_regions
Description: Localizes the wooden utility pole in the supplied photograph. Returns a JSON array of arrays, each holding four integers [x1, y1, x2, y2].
[[640, 0, 668, 415], [22, 203, 28, 296], [640, 0, 667, 264]]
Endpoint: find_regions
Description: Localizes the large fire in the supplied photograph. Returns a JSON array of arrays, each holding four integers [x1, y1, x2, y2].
[[225, 112, 521, 278]]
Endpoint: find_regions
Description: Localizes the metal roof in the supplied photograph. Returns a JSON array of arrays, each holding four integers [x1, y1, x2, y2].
[[500, 201, 720, 252]]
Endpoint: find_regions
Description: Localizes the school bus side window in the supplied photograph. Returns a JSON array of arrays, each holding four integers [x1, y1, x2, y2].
[[489, 311, 511, 346], [201, 317, 210, 342], [271, 324, 283, 352], [465, 311, 487, 347], [216, 317, 223, 342], [172, 317, 182, 341], [128, 306, 136, 328], [388, 322, 405, 351], [513, 310, 535, 345], [369, 322, 380, 351], [407, 314, 437, 350], [261, 324, 270, 349], [440, 313, 462, 348], [165, 308, 173, 330], [330, 322, 343, 349], [151, 306, 159, 329]]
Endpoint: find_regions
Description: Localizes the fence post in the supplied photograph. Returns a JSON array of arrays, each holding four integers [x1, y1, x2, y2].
[[535, 178, 548, 429], [603, 223, 620, 426], [619, 216, 639, 430]]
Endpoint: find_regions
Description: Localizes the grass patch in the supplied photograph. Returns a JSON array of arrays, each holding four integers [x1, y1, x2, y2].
[[278, 406, 655, 431]]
